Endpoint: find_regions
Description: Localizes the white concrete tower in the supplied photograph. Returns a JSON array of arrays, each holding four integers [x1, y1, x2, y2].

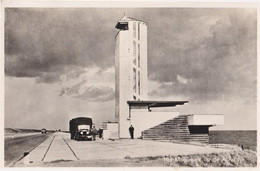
[[115, 16, 148, 138]]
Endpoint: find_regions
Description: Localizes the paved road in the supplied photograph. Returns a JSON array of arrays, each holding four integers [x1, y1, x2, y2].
[[5, 133, 51, 166], [13, 132, 230, 167]]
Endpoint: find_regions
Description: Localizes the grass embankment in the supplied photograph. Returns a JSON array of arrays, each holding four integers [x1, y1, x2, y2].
[[132, 150, 257, 167], [5, 128, 41, 135], [18, 148, 256, 167]]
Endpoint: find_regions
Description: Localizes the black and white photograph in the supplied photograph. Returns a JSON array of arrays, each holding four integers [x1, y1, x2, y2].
[[2, 0, 258, 168]]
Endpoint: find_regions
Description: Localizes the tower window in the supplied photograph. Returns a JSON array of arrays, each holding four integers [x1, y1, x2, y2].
[[133, 41, 136, 65], [116, 22, 128, 30], [138, 71, 140, 95], [133, 68, 136, 93], [138, 22, 140, 40], [133, 22, 136, 38], [138, 43, 140, 68]]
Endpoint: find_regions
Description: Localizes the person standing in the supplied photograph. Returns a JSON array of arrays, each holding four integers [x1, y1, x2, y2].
[[129, 125, 134, 139], [91, 126, 98, 141], [97, 128, 103, 139]]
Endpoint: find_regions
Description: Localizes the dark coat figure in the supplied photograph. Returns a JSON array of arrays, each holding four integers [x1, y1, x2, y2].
[[91, 126, 98, 141], [97, 128, 103, 139], [129, 125, 134, 139]]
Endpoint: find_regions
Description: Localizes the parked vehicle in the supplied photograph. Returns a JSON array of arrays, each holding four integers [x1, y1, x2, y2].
[[69, 117, 93, 141], [41, 128, 47, 134]]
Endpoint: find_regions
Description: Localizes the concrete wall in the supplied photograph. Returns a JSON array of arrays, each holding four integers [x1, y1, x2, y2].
[[103, 123, 119, 140], [187, 114, 224, 126], [116, 28, 132, 138], [131, 111, 179, 138], [115, 30, 120, 121]]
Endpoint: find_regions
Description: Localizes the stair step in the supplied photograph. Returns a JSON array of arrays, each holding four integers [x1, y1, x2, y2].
[[141, 115, 209, 144]]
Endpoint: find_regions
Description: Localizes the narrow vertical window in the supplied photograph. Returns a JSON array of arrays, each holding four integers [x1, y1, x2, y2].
[[133, 22, 136, 38], [138, 44, 140, 67], [138, 22, 140, 40], [133, 68, 136, 93], [138, 71, 140, 95], [133, 41, 136, 65]]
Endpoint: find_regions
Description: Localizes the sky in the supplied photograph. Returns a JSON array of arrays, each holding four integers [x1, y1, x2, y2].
[[4, 8, 257, 131]]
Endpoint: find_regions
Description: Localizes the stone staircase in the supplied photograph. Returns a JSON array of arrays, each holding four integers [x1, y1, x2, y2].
[[142, 115, 209, 144]]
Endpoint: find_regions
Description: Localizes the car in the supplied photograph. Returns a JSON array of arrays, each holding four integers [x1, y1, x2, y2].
[[41, 128, 47, 134]]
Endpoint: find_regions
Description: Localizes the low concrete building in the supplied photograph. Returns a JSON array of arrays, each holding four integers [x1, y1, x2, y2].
[[128, 101, 224, 144], [128, 100, 188, 138], [101, 122, 119, 140]]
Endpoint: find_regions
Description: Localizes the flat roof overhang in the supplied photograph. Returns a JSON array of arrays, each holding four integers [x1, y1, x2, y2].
[[186, 114, 224, 126], [127, 100, 189, 108]]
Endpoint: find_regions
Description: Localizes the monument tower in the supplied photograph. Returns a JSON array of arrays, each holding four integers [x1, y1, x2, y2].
[[115, 16, 148, 138]]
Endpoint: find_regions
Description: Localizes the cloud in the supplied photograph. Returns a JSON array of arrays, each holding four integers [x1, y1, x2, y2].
[[5, 8, 117, 83], [4, 77, 115, 130], [5, 8, 256, 104], [176, 74, 189, 84], [148, 9, 256, 104], [76, 86, 114, 102], [60, 84, 114, 102], [58, 67, 115, 101], [60, 79, 87, 96]]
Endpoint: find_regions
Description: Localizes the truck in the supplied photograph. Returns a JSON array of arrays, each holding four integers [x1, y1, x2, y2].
[[69, 117, 93, 141]]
